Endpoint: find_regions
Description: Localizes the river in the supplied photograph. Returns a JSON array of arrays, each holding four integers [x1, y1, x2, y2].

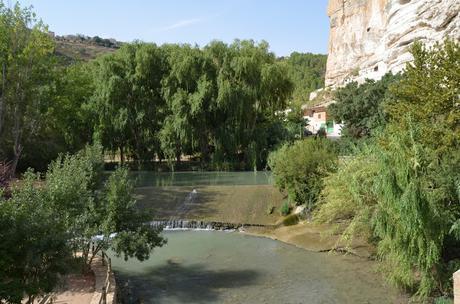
[[109, 171, 405, 303]]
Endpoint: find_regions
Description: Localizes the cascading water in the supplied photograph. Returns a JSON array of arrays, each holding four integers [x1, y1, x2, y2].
[[148, 188, 265, 231]]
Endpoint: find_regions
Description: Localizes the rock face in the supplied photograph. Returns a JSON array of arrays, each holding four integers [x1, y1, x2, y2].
[[325, 0, 460, 87]]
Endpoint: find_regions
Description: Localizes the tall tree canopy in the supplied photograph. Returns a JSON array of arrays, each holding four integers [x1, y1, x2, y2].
[[280, 52, 327, 106], [90, 40, 295, 170], [0, 2, 56, 173]]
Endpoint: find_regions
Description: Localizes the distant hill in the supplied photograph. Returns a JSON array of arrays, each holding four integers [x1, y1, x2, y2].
[[53, 34, 122, 63], [279, 52, 327, 106]]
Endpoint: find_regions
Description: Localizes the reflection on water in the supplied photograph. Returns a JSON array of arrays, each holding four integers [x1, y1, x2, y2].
[[130, 171, 273, 187], [110, 231, 404, 304]]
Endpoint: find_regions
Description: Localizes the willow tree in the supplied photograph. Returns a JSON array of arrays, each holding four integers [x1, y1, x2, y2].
[[316, 40, 460, 300], [159, 40, 293, 169], [91, 43, 168, 164], [210, 40, 293, 168], [160, 44, 217, 164]]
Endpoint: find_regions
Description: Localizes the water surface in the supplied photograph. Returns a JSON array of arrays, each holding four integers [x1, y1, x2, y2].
[[111, 231, 403, 304], [131, 171, 273, 187]]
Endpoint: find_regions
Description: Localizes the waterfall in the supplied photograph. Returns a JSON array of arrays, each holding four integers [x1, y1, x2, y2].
[[149, 188, 269, 231], [149, 219, 268, 231]]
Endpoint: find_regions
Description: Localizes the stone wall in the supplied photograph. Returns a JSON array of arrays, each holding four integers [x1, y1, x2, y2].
[[325, 0, 460, 87]]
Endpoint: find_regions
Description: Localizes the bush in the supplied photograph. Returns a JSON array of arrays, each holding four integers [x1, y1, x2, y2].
[[315, 146, 379, 244], [280, 201, 291, 216], [268, 138, 337, 213], [282, 214, 300, 226], [434, 297, 453, 304]]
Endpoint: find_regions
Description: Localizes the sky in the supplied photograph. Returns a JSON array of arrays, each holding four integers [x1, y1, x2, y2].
[[19, 0, 330, 56]]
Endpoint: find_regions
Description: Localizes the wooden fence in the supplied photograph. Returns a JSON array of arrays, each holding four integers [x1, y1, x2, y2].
[[455, 270, 460, 304], [98, 251, 113, 304]]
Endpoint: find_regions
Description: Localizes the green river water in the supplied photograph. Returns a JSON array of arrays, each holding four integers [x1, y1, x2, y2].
[[131, 171, 273, 187], [110, 172, 404, 303]]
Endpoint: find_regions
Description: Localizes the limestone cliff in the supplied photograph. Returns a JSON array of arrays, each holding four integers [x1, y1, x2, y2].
[[325, 0, 460, 87]]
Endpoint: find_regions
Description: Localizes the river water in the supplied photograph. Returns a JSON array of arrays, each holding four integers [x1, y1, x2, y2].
[[110, 231, 403, 304], [111, 171, 404, 303], [131, 171, 274, 187]]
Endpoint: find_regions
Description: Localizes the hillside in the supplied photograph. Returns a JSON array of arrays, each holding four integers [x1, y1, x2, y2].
[[280, 52, 327, 105], [54, 34, 121, 63]]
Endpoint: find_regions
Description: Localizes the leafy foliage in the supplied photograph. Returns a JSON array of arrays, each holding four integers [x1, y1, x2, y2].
[[316, 40, 460, 300], [45, 144, 166, 267], [268, 138, 337, 212], [328, 73, 401, 138], [280, 52, 327, 106], [0, 171, 70, 304], [0, 145, 166, 303], [385, 40, 460, 153], [315, 146, 379, 244]]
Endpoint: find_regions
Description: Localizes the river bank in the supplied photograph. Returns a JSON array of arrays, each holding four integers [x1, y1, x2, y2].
[[243, 221, 375, 258]]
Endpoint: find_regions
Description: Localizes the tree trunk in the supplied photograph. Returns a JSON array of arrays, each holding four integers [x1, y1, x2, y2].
[[10, 97, 22, 176], [0, 63, 5, 136], [11, 133, 22, 176], [120, 145, 124, 165]]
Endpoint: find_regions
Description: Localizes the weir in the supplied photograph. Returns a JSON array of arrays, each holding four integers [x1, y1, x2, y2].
[[149, 219, 269, 231], [148, 188, 271, 231]]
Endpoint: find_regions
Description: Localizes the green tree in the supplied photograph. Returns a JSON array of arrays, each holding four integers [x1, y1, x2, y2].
[[268, 138, 337, 214], [45, 144, 166, 270], [385, 40, 460, 153], [91, 43, 168, 165], [0, 2, 56, 173], [161, 44, 217, 164], [280, 52, 327, 107], [0, 171, 69, 304], [210, 40, 293, 169], [328, 73, 401, 139], [316, 40, 460, 300]]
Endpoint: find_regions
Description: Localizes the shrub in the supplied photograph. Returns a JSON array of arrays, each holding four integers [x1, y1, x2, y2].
[[434, 297, 453, 304], [268, 138, 337, 213], [282, 214, 299, 226], [315, 146, 379, 244], [314, 40, 460, 301], [280, 201, 291, 216]]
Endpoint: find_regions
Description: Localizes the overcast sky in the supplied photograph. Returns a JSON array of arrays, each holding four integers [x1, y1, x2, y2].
[[19, 0, 330, 56]]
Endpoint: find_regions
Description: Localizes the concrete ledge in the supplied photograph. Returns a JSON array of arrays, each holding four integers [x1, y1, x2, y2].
[[454, 269, 460, 304], [90, 255, 117, 304]]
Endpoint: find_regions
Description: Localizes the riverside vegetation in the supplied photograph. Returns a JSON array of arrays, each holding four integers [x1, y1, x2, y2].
[[0, 1, 459, 303], [0, 2, 326, 173], [268, 40, 460, 302], [0, 2, 326, 303]]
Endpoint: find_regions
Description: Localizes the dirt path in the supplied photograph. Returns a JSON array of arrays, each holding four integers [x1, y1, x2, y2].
[[52, 272, 95, 304]]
